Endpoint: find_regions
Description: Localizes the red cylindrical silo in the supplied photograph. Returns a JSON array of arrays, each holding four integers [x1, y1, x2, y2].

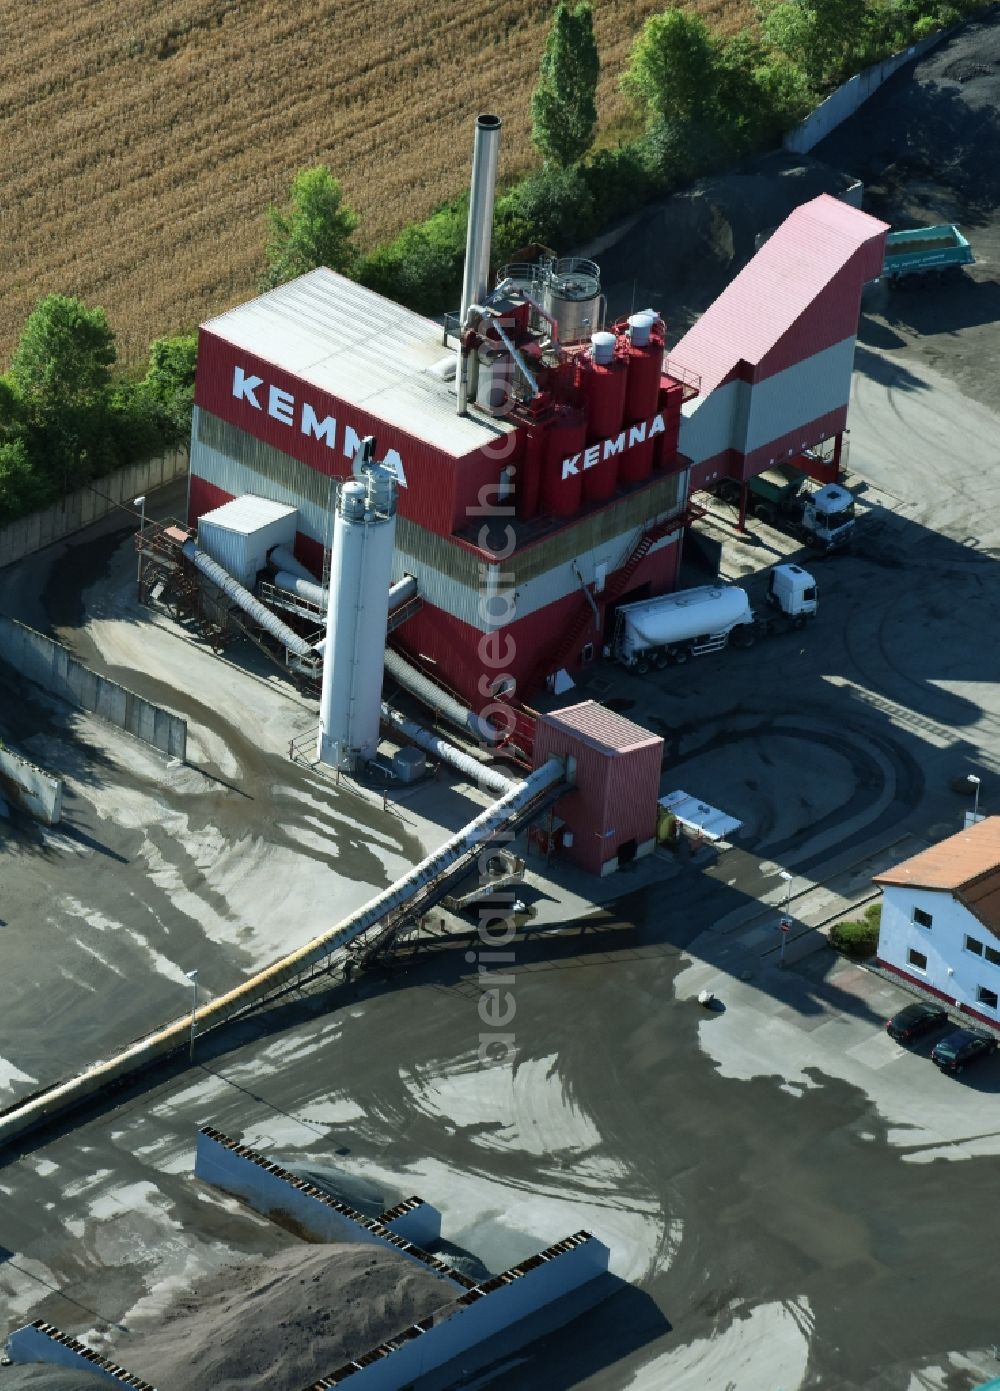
[[582, 354, 628, 441], [541, 410, 586, 518], [517, 425, 546, 521], [624, 336, 665, 425], [619, 312, 666, 486]]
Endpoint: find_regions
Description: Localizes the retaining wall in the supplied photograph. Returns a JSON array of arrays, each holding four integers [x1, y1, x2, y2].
[[199, 1129, 611, 1391], [0, 449, 188, 570], [783, 28, 950, 153], [6, 1322, 158, 1388], [303, 1232, 610, 1389], [0, 614, 187, 761], [0, 743, 63, 824], [196, 1129, 458, 1284]]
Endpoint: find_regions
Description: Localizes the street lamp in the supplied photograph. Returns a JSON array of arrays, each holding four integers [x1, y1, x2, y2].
[[185, 969, 198, 1060], [778, 870, 793, 967], [969, 774, 982, 821], [133, 495, 146, 591]]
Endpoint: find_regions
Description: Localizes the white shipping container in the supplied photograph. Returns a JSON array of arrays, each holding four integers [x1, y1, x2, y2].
[[197, 495, 299, 587]]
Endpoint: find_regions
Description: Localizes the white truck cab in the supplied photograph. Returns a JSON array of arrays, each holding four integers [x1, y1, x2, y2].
[[767, 563, 817, 617], [802, 483, 854, 549]]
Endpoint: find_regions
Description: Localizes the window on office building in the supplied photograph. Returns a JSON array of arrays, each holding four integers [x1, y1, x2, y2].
[[987, 945, 1000, 968], [966, 935, 984, 956], [913, 907, 933, 928], [977, 986, 998, 1010], [908, 948, 928, 971]]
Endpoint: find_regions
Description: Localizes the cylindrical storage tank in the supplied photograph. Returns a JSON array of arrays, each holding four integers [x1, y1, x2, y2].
[[620, 313, 665, 486], [517, 425, 546, 521], [540, 410, 586, 518], [581, 333, 628, 502], [316, 472, 398, 771]]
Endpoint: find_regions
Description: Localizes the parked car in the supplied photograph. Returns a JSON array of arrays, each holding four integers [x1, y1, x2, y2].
[[886, 1001, 948, 1044], [930, 1027, 998, 1076]]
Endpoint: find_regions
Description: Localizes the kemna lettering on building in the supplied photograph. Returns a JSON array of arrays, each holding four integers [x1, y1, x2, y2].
[[231, 365, 408, 487], [562, 412, 667, 480]]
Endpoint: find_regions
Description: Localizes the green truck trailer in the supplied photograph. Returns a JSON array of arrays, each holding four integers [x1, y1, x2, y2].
[[715, 465, 856, 550]]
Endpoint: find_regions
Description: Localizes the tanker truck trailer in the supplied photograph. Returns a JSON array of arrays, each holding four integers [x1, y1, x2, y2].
[[611, 563, 817, 673]]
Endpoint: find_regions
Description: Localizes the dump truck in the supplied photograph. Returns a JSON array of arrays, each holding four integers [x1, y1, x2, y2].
[[611, 563, 817, 672], [716, 465, 855, 550], [881, 224, 974, 285]]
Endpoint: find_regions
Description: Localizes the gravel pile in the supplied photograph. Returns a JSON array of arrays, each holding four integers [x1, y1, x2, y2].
[[0, 1372, 109, 1389], [115, 1243, 456, 1391]]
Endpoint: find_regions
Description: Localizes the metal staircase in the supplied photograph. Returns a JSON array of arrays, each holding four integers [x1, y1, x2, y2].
[[525, 514, 679, 694]]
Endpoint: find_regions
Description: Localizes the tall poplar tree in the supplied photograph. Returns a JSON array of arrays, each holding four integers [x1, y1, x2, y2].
[[531, 2, 600, 168]]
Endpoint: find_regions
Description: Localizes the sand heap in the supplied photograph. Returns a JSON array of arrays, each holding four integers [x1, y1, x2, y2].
[[115, 1243, 457, 1391], [0, 1371, 110, 1388]]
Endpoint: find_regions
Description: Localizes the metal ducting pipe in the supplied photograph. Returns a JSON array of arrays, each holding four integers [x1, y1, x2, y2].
[[181, 541, 313, 658], [268, 545, 317, 583], [0, 754, 565, 1148], [460, 114, 502, 322], [314, 575, 418, 657], [382, 705, 517, 796], [383, 648, 501, 745], [274, 571, 328, 608]]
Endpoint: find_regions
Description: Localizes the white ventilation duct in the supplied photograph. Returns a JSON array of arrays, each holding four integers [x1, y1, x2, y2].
[[316, 444, 398, 772], [591, 331, 616, 365], [627, 311, 656, 347]]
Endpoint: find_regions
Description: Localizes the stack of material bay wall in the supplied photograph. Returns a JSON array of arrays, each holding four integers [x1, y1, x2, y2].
[[783, 28, 951, 152], [0, 614, 187, 761], [0, 743, 63, 823], [0, 448, 188, 569]]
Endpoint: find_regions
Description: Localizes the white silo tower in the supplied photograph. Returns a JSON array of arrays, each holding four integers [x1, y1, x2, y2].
[[316, 439, 398, 772]]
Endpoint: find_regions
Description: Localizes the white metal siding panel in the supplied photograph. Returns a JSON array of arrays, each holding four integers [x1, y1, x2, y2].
[[743, 337, 856, 454], [678, 380, 743, 465]]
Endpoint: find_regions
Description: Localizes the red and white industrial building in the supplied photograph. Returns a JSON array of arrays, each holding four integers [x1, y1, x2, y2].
[[188, 146, 885, 725]]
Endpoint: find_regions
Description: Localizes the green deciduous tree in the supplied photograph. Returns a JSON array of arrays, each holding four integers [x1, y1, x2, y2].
[[10, 294, 115, 421], [262, 166, 359, 290], [759, 0, 869, 88], [531, 2, 600, 168], [139, 333, 198, 446], [10, 294, 118, 489], [621, 9, 719, 124]]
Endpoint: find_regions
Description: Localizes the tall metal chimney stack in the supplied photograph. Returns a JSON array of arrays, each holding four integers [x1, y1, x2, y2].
[[460, 114, 502, 323]]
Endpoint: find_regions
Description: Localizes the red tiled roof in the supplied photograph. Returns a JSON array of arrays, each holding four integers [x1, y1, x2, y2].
[[540, 700, 660, 754], [875, 818, 1000, 938], [670, 195, 888, 396]]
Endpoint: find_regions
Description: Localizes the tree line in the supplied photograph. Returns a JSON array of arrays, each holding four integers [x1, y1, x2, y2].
[[0, 0, 985, 526]]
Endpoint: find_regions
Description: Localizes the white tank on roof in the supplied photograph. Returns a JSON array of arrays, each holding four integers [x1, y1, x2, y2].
[[617, 585, 752, 659]]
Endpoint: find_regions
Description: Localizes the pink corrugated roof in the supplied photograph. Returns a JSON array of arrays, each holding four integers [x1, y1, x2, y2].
[[671, 195, 888, 396], [541, 700, 661, 753]]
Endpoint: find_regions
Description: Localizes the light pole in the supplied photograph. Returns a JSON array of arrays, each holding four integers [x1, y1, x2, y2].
[[778, 870, 793, 967], [185, 969, 198, 1060], [970, 774, 982, 821], [133, 495, 146, 594]]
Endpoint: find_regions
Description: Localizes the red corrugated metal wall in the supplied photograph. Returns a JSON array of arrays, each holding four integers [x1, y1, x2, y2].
[[531, 722, 663, 874], [195, 330, 463, 536]]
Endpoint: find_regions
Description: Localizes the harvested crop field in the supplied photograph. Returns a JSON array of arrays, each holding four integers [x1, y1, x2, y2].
[[0, 0, 749, 368]]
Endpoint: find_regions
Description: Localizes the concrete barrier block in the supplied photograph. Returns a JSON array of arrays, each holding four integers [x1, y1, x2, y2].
[[0, 745, 63, 824]]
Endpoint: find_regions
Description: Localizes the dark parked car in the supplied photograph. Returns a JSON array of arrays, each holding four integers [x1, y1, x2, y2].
[[886, 1002, 948, 1044], [930, 1027, 999, 1075]]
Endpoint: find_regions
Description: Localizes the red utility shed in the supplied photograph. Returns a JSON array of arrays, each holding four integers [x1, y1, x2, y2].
[[533, 701, 664, 876]]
